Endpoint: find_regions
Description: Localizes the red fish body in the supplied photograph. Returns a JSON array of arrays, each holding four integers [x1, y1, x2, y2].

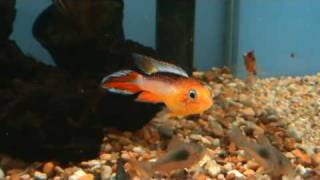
[[101, 54, 213, 117], [243, 50, 257, 75]]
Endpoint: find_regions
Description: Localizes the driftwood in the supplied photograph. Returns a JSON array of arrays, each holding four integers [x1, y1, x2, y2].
[[0, 0, 161, 162]]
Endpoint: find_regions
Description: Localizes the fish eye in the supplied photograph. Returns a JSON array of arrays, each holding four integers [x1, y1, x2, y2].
[[189, 89, 197, 99]]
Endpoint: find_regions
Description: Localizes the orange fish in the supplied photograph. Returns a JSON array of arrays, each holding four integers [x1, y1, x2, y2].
[[127, 138, 205, 179], [243, 50, 257, 75], [101, 54, 213, 117], [228, 126, 295, 179]]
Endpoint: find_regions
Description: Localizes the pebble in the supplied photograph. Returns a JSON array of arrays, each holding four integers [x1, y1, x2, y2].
[[101, 165, 112, 180], [78, 174, 94, 180], [0, 168, 4, 179], [246, 160, 259, 170], [100, 153, 112, 161], [240, 107, 255, 117], [69, 169, 86, 180], [227, 170, 245, 180], [312, 153, 320, 165], [288, 125, 304, 141], [217, 174, 226, 180], [81, 160, 101, 169], [224, 163, 234, 171], [208, 117, 224, 137], [132, 146, 145, 154], [205, 160, 221, 177], [20, 174, 31, 180], [34, 171, 47, 180], [292, 149, 312, 165], [243, 169, 255, 177]]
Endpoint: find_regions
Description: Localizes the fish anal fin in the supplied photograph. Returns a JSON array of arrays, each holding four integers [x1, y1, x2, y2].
[[135, 91, 162, 104]]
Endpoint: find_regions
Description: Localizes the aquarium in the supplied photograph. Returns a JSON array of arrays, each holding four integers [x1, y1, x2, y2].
[[0, 0, 319, 179]]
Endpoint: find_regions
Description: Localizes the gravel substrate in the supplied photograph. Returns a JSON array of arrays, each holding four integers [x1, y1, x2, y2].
[[1, 68, 320, 180]]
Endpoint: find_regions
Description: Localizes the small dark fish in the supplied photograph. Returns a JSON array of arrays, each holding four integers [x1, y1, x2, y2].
[[127, 139, 206, 179], [228, 126, 295, 179]]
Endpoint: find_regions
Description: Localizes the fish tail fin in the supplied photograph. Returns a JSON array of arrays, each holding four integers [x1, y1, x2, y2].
[[101, 70, 143, 95]]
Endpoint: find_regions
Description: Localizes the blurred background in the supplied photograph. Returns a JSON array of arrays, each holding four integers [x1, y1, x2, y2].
[[11, 0, 320, 78]]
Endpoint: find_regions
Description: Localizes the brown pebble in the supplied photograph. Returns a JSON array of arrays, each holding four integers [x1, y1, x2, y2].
[[292, 149, 312, 165], [246, 160, 259, 170], [195, 174, 209, 180], [226, 173, 236, 180], [43, 162, 55, 177], [100, 153, 112, 161], [243, 169, 255, 177], [312, 153, 320, 165], [78, 174, 95, 180]]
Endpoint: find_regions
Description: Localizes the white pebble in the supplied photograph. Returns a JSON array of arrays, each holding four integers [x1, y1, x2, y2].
[[227, 170, 245, 180], [34, 171, 47, 180], [205, 160, 221, 177], [133, 146, 145, 154], [101, 165, 112, 180], [69, 169, 86, 180], [0, 168, 4, 179]]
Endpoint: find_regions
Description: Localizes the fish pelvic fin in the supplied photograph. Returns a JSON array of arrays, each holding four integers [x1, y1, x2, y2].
[[132, 53, 189, 77], [101, 70, 142, 95], [135, 91, 162, 104]]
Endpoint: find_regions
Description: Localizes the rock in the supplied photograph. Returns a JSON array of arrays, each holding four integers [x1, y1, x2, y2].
[[243, 169, 255, 177], [227, 170, 245, 180], [312, 153, 320, 165], [20, 174, 31, 180], [69, 169, 86, 180], [217, 174, 226, 180], [34, 171, 47, 180], [240, 108, 255, 117], [101, 165, 112, 180], [288, 125, 304, 141], [296, 164, 307, 176], [208, 116, 224, 137], [226, 172, 236, 180], [132, 146, 145, 154], [292, 149, 312, 165], [81, 160, 101, 169], [224, 163, 234, 171], [205, 160, 221, 177], [246, 160, 259, 171], [78, 174, 94, 180], [100, 153, 112, 161]]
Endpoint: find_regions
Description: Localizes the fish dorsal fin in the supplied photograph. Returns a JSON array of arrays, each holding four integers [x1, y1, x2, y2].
[[132, 53, 189, 77]]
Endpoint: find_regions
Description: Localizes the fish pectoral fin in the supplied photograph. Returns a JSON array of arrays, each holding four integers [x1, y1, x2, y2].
[[135, 91, 162, 104]]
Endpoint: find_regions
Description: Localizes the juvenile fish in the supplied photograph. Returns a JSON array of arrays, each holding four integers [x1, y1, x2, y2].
[[243, 50, 257, 75], [228, 126, 295, 179], [127, 139, 206, 179]]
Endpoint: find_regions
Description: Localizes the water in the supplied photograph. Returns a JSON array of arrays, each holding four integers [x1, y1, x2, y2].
[[0, 1, 320, 179]]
